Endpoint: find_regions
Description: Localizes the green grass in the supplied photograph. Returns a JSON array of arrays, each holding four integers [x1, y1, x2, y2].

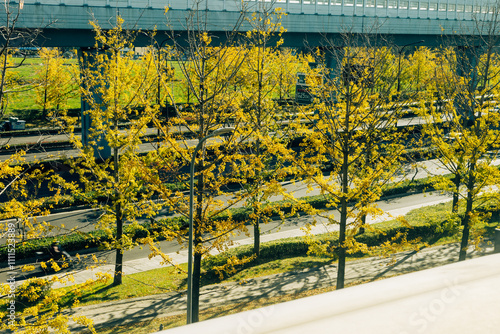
[[4, 59, 191, 123], [3, 57, 298, 128], [58, 264, 189, 308]]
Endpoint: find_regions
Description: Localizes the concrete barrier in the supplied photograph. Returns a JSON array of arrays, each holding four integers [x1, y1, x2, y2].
[[157, 253, 500, 334]]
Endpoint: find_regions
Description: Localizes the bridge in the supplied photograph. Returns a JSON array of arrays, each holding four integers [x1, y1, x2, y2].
[[4, 0, 494, 158], [4, 0, 499, 48]]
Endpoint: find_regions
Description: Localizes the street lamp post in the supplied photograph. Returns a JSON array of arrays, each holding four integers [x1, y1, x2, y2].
[[187, 127, 235, 324], [157, 39, 170, 107], [156, 39, 170, 150], [397, 40, 424, 94]]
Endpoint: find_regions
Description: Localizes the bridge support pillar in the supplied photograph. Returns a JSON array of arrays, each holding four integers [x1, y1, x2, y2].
[[323, 47, 344, 103], [454, 45, 480, 127], [78, 47, 112, 160], [324, 46, 344, 81]]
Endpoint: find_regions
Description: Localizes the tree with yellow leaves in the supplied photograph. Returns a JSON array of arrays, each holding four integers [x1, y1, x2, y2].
[[0, 150, 107, 333], [34, 48, 78, 120], [138, 8, 262, 322], [235, 6, 305, 257], [60, 17, 162, 286], [293, 36, 411, 290], [418, 12, 500, 261]]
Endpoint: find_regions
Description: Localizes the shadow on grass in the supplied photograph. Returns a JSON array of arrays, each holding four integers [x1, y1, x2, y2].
[[60, 283, 118, 309], [198, 255, 335, 288]]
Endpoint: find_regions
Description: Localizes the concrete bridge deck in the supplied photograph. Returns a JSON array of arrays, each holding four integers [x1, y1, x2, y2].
[[3, 0, 499, 47]]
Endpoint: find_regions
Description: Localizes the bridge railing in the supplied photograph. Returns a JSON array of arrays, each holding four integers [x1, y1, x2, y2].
[[18, 0, 497, 21], [245, 0, 497, 20]]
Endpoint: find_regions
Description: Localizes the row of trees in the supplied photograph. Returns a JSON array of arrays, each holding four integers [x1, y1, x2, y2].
[[1, 3, 500, 332]]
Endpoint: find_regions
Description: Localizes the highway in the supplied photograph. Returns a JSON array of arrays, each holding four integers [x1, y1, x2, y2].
[[0, 114, 430, 162]]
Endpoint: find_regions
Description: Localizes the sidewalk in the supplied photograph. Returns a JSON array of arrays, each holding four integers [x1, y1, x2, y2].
[[65, 241, 494, 332]]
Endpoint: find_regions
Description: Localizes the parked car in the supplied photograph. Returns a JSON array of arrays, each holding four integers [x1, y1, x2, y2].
[[0, 117, 26, 131]]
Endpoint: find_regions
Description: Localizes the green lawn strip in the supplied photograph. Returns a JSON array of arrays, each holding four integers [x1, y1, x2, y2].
[[57, 264, 189, 309]]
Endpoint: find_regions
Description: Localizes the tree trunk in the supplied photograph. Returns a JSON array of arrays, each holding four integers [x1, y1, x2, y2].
[[43, 69, 48, 119], [253, 216, 260, 258], [452, 172, 461, 214], [459, 162, 475, 261], [337, 83, 352, 290], [253, 138, 262, 257], [191, 142, 205, 323], [113, 210, 123, 286], [112, 143, 123, 286], [337, 133, 349, 290], [192, 250, 202, 323], [337, 195, 347, 290], [359, 143, 372, 234], [359, 214, 367, 235]]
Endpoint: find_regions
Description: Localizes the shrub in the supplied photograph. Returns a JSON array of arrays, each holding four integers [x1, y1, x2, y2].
[[15, 278, 51, 309]]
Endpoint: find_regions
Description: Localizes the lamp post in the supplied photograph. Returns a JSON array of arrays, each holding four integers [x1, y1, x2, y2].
[[397, 40, 424, 94], [156, 39, 170, 150], [156, 39, 170, 107], [187, 127, 235, 324]]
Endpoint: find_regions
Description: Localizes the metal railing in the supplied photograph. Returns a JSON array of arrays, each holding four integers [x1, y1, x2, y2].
[[17, 0, 498, 20]]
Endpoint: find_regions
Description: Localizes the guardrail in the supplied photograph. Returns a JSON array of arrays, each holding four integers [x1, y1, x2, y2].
[[16, 0, 498, 20]]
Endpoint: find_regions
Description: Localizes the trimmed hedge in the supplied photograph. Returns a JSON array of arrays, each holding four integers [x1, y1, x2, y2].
[[202, 211, 461, 277], [203, 237, 312, 270], [0, 217, 187, 262]]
